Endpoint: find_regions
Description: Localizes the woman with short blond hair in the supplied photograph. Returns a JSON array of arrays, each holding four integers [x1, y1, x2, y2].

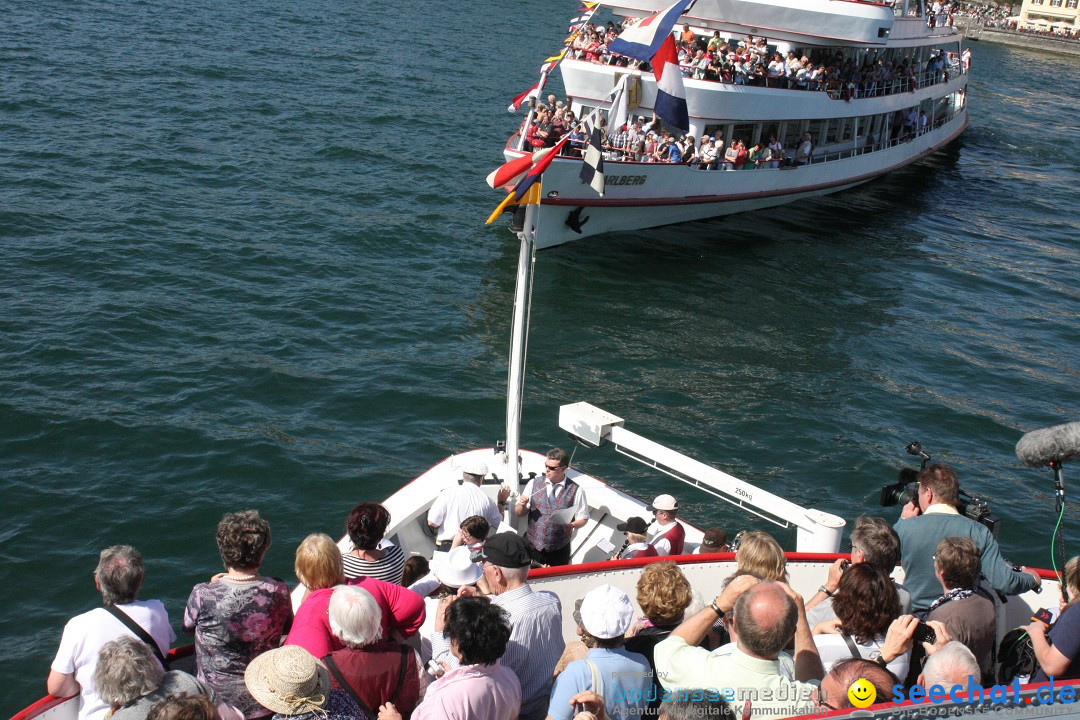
[[735, 530, 788, 582], [284, 534, 425, 658]]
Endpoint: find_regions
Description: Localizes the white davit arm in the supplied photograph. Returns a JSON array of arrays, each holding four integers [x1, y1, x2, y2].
[[558, 402, 845, 553]]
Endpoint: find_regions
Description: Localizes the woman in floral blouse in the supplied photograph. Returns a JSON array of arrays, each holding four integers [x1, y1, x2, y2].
[[183, 510, 293, 719]]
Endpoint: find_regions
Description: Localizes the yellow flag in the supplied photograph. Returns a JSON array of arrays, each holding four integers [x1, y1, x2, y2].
[[485, 184, 541, 225], [544, 48, 567, 63]]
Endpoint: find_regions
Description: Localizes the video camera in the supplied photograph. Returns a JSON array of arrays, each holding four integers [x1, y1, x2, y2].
[[879, 441, 1002, 538]]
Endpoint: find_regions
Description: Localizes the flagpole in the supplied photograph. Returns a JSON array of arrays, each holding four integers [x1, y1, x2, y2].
[[516, 60, 557, 151], [514, 2, 599, 151], [504, 200, 537, 487]]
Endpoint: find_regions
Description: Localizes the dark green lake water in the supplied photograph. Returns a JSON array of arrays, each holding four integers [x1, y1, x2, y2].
[[2, 0, 1077, 713]]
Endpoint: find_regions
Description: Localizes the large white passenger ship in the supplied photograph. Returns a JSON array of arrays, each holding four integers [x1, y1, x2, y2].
[[498, 0, 969, 248]]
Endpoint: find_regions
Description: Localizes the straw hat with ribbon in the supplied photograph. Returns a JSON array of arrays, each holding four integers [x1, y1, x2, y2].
[[245, 646, 330, 717]]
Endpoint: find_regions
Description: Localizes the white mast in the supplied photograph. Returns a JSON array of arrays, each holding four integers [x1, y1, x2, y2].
[[504, 202, 538, 486]]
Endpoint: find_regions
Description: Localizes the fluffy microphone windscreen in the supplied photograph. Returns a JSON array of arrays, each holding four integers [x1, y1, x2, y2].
[[1016, 422, 1080, 468]]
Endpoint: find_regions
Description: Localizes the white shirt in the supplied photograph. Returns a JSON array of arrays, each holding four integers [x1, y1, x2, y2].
[[648, 520, 678, 555], [427, 481, 503, 542], [813, 632, 910, 680], [51, 601, 176, 720], [520, 478, 589, 522]]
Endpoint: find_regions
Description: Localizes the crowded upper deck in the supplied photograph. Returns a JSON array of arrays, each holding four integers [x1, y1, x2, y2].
[[516, 10, 966, 176]]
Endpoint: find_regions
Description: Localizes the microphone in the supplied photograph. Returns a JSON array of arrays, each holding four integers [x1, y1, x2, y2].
[[1016, 422, 1080, 468]]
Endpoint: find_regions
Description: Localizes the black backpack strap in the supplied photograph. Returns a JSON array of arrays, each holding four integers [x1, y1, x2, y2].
[[103, 605, 167, 666], [841, 631, 863, 659], [323, 654, 374, 718], [389, 646, 409, 703]]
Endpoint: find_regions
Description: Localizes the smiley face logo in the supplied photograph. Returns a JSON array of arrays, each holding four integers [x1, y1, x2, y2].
[[847, 678, 877, 708]]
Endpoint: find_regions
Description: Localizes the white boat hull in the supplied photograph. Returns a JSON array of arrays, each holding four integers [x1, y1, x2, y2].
[[512, 112, 967, 249]]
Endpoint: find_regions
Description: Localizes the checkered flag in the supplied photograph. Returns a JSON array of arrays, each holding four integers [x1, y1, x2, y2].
[[579, 124, 605, 196]]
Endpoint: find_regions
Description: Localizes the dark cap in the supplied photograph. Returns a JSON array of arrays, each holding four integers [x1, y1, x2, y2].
[[700, 527, 728, 550], [616, 516, 649, 534], [471, 532, 531, 568]]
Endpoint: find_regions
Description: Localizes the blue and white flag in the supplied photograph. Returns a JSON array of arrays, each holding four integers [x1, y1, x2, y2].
[[608, 0, 695, 61]]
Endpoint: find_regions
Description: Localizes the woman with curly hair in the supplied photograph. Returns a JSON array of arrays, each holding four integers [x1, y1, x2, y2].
[[625, 562, 695, 716], [380, 596, 520, 720], [734, 531, 788, 582], [183, 510, 293, 719], [812, 562, 907, 678], [341, 502, 406, 584]]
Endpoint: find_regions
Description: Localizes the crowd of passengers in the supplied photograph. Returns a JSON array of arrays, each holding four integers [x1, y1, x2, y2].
[[48, 459, 1075, 720], [567, 20, 956, 97], [527, 99, 931, 168]]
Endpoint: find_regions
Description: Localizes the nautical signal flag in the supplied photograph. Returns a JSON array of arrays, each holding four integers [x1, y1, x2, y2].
[[608, 0, 694, 59], [486, 141, 565, 190], [508, 82, 540, 112], [485, 183, 541, 225], [651, 35, 689, 131], [579, 126, 604, 196], [485, 136, 569, 224], [608, 0, 693, 131]]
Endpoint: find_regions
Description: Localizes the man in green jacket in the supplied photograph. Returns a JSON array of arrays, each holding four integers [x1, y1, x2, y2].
[[894, 463, 1041, 612]]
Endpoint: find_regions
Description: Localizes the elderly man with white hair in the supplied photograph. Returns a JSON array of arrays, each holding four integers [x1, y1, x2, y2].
[[920, 641, 981, 689], [323, 585, 422, 719]]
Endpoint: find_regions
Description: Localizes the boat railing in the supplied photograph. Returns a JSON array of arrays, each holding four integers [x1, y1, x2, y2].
[[583, 106, 961, 170], [803, 110, 961, 165], [824, 63, 962, 100], [683, 67, 960, 100]]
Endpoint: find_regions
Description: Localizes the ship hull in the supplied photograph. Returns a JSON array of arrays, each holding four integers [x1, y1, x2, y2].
[[518, 110, 967, 249]]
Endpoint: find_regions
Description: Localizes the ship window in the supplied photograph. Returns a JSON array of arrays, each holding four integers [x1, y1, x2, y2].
[[731, 123, 756, 146], [781, 122, 805, 152], [825, 120, 840, 144], [702, 124, 731, 144], [840, 117, 854, 143]]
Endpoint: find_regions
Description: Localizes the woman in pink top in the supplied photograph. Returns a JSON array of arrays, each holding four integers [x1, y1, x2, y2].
[[379, 596, 520, 720], [285, 534, 425, 657]]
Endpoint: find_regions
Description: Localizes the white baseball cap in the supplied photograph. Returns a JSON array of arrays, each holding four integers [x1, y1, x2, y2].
[[648, 494, 679, 512]]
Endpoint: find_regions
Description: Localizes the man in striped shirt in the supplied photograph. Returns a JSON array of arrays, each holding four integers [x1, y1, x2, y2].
[[431, 533, 565, 720]]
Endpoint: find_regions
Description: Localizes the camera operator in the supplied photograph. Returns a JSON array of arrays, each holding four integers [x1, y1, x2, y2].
[[895, 463, 1040, 612]]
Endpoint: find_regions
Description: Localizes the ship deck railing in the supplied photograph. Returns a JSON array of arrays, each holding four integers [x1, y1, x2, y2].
[[681, 63, 962, 100], [585, 109, 961, 168]]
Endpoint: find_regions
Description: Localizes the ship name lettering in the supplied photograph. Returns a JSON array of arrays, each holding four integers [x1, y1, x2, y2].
[[609, 175, 646, 186]]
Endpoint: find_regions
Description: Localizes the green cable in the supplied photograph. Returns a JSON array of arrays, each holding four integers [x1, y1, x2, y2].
[[1051, 498, 1066, 593]]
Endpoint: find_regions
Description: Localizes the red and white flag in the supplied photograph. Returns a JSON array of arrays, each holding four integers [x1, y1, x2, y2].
[[486, 141, 565, 190], [508, 82, 540, 112]]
